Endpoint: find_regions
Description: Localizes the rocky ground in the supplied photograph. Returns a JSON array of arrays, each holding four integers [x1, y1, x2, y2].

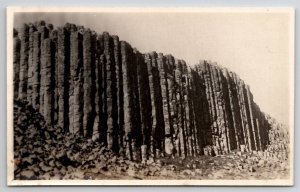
[[14, 100, 290, 180]]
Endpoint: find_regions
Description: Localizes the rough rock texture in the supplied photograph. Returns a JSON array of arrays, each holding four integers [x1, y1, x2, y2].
[[14, 99, 289, 180], [13, 22, 288, 168], [13, 29, 21, 99]]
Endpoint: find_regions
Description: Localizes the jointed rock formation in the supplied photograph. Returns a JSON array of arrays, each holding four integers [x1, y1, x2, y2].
[[14, 21, 276, 163]]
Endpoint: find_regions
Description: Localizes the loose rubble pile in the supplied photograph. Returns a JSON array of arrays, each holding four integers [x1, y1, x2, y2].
[[14, 99, 121, 180], [14, 99, 289, 180], [265, 115, 290, 161]]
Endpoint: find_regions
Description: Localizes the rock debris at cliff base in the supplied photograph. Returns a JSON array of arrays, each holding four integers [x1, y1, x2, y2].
[[14, 100, 289, 180], [13, 21, 290, 180]]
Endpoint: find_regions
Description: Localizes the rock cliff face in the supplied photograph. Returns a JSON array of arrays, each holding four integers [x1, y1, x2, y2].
[[14, 21, 273, 162]]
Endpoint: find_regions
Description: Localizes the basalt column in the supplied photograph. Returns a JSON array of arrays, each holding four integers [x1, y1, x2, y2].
[[202, 62, 219, 155], [50, 27, 58, 124], [40, 37, 55, 124], [103, 32, 119, 153], [190, 67, 205, 154], [215, 65, 230, 154], [211, 65, 223, 154], [121, 41, 135, 160], [228, 72, 246, 150], [82, 30, 96, 138], [175, 60, 187, 158], [182, 63, 194, 156], [197, 65, 213, 151], [157, 53, 174, 156], [99, 34, 108, 145], [30, 30, 41, 110], [13, 29, 21, 99], [231, 74, 248, 151], [26, 24, 36, 105], [69, 26, 83, 134], [170, 59, 180, 157], [259, 109, 270, 150], [56, 27, 70, 131], [92, 34, 104, 142], [136, 51, 152, 162], [144, 54, 156, 158], [18, 24, 29, 101], [38, 26, 49, 114], [242, 84, 256, 152], [246, 85, 258, 151], [131, 49, 142, 161], [252, 102, 269, 150], [151, 52, 165, 157], [238, 80, 253, 151], [223, 69, 240, 151], [190, 65, 210, 154], [199, 62, 232, 155], [184, 65, 197, 156], [113, 36, 124, 155]]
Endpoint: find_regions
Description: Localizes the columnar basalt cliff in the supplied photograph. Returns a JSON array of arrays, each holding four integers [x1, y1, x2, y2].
[[14, 21, 273, 162]]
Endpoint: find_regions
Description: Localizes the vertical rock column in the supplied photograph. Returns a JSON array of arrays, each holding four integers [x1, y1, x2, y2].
[[82, 30, 96, 138], [69, 26, 84, 134], [57, 27, 70, 131], [50, 27, 58, 124], [150, 52, 165, 157], [229, 72, 246, 149], [92, 34, 103, 141], [201, 63, 212, 154], [168, 60, 179, 157], [103, 32, 119, 152], [157, 53, 174, 156], [175, 60, 187, 158], [39, 26, 49, 114], [223, 69, 240, 150], [103, 32, 113, 147], [198, 66, 212, 149], [216, 66, 230, 154], [235, 76, 252, 151], [210, 65, 223, 155], [166, 56, 178, 156], [113, 36, 124, 155], [121, 41, 135, 160], [203, 62, 219, 155], [31, 30, 41, 110], [18, 24, 29, 100], [255, 118, 262, 151], [190, 68, 202, 154], [26, 24, 36, 105], [242, 86, 256, 151], [136, 51, 152, 162], [171, 64, 180, 157], [40, 37, 55, 124], [186, 69, 195, 156], [13, 29, 21, 99], [252, 103, 265, 150], [97, 35, 108, 144], [131, 49, 142, 161], [191, 65, 211, 154], [246, 85, 258, 151], [144, 54, 157, 157], [183, 63, 195, 156]]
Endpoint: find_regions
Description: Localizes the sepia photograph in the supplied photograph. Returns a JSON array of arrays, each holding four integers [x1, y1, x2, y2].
[[7, 7, 294, 185]]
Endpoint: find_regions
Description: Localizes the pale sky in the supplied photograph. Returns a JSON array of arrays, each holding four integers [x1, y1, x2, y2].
[[14, 10, 293, 125]]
